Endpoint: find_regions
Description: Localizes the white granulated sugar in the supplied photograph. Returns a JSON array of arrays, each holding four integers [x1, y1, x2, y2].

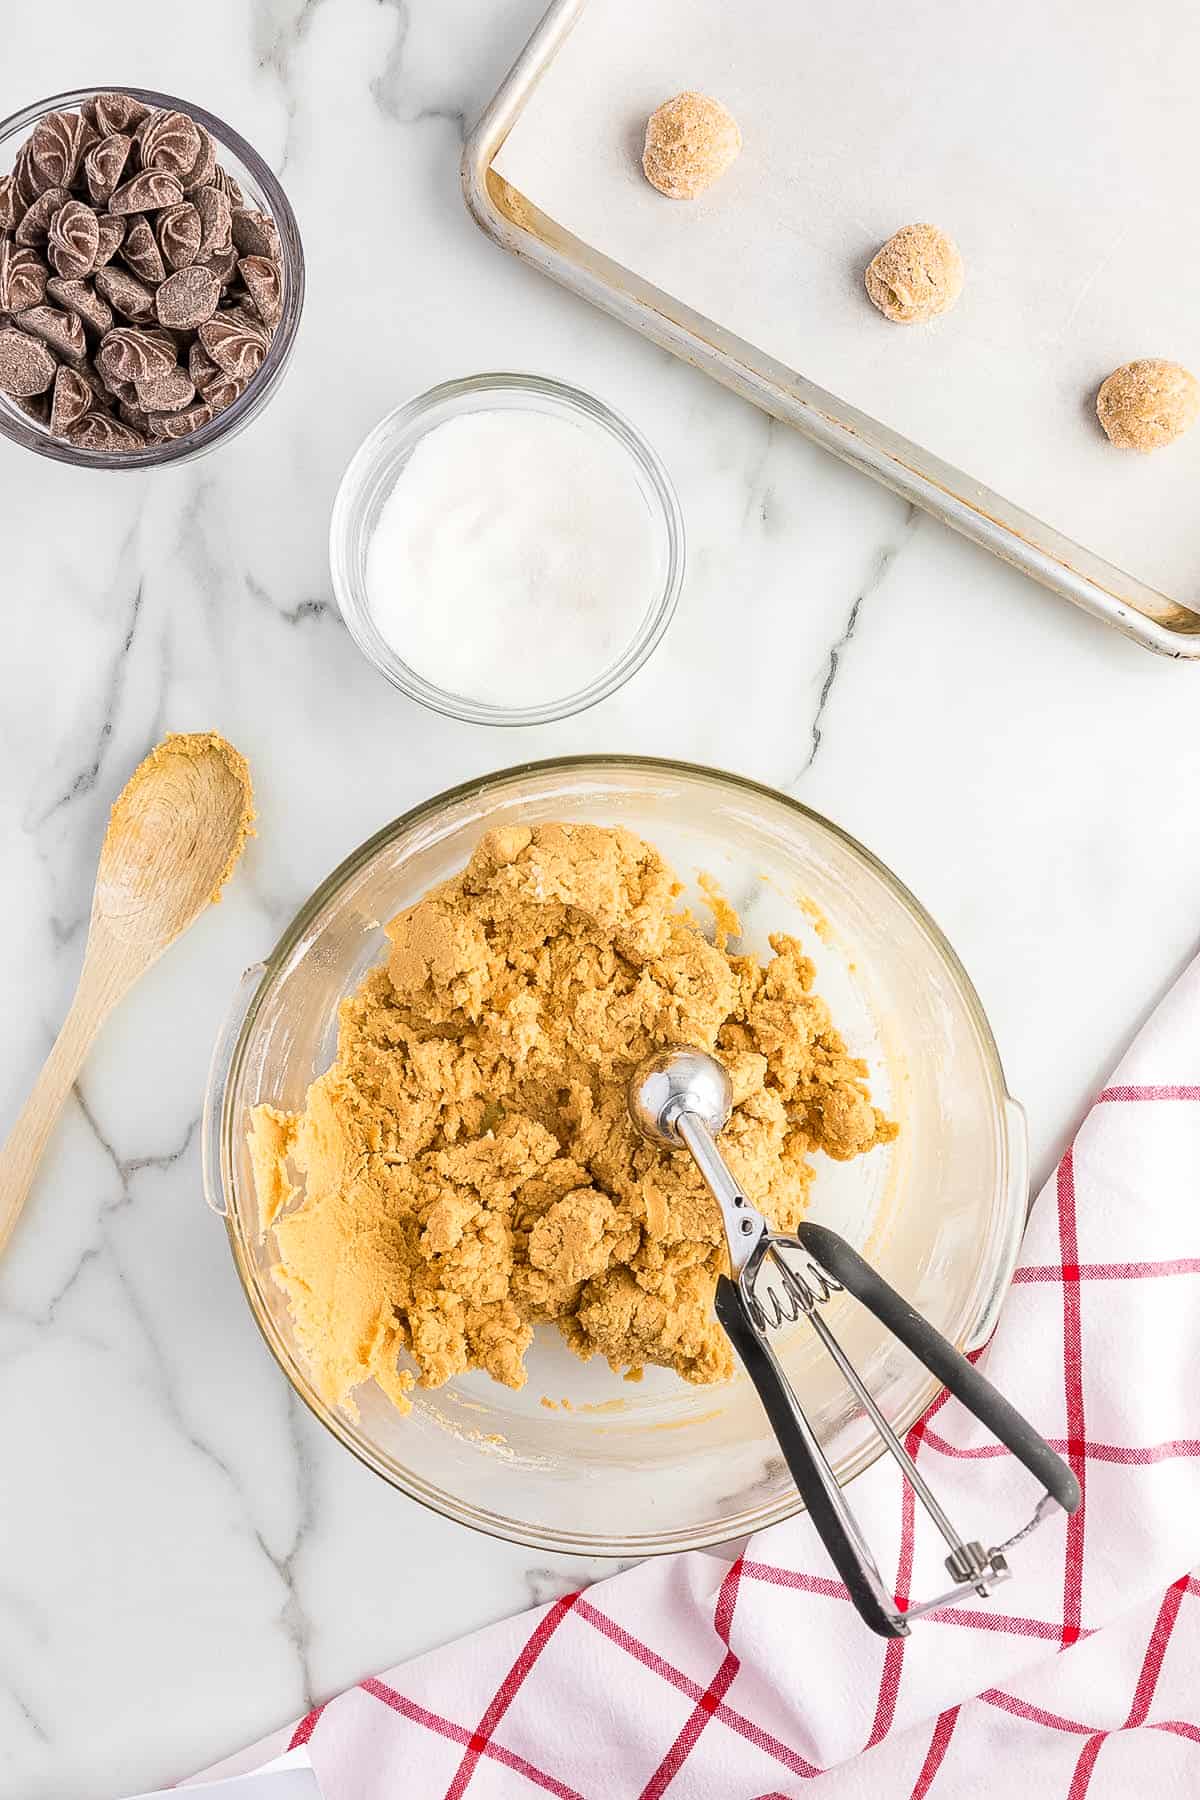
[[364, 409, 658, 707]]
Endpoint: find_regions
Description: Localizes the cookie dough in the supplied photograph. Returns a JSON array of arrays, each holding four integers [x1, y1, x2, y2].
[[250, 824, 895, 1418], [642, 92, 742, 200], [1096, 359, 1199, 452], [865, 223, 964, 324]]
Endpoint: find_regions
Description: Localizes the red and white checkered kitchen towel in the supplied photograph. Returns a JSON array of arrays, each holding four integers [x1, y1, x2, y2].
[[192, 952, 1200, 1798]]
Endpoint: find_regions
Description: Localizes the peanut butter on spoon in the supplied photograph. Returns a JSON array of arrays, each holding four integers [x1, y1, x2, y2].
[[0, 732, 254, 1255]]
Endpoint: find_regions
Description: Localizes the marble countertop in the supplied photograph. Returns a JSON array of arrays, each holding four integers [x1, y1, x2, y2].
[[4, 3, 1200, 1795]]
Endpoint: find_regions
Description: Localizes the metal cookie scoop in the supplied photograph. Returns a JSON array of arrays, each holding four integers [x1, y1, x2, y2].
[[628, 1046, 1081, 1639]]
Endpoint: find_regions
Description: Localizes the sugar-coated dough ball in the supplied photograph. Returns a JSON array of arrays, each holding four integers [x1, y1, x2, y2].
[[642, 91, 742, 200], [865, 223, 964, 324], [1096, 359, 1199, 452]]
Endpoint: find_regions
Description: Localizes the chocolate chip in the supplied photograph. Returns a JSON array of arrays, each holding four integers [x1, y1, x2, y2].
[[136, 361, 195, 412], [198, 312, 268, 381], [157, 202, 201, 272], [17, 303, 87, 364], [94, 214, 125, 266], [235, 255, 283, 329], [0, 174, 18, 232], [119, 214, 165, 284], [15, 188, 69, 247], [194, 185, 231, 257], [12, 144, 41, 208], [84, 133, 132, 207], [49, 363, 95, 434], [0, 327, 57, 396], [200, 373, 245, 415], [97, 325, 175, 386], [197, 243, 238, 284], [48, 200, 100, 279], [83, 93, 151, 138], [212, 165, 245, 207], [109, 170, 184, 215], [149, 400, 212, 438], [0, 242, 48, 313], [188, 340, 219, 385], [45, 276, 113, 336], [82, 360, 113, 402], [230, 207, 280, 260], [95, 263, 158, 322], [29, 111, 95, 191], [182, 127, 217, 194], [156, 264, 221, 330], [67, 412, 146, 450], [139, 111, 201, 180]]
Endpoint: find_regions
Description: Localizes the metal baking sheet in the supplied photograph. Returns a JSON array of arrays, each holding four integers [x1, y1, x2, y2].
[[464, 0, 1200, 656]]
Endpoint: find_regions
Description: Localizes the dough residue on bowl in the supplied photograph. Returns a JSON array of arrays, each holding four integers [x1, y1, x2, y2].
[[249, 823, 895, 1418]]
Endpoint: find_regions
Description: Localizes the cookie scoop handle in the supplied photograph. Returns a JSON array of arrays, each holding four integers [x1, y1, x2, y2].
[[796, 1224, 1080, 1515], [714, 1275, 907, 1638]]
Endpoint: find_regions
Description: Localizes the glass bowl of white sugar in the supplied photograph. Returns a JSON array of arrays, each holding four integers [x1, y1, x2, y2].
[[329, 374, 685, 725]]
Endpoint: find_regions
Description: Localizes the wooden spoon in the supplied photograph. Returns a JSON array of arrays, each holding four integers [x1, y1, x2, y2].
[[0, 732, 254, 1256]]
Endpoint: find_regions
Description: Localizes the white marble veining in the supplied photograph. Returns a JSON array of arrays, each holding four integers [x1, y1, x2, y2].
[[3, 3, 1200, 1795]]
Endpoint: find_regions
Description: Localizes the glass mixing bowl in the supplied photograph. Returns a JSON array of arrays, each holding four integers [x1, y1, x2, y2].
[[202, 757, 1027, 1556]]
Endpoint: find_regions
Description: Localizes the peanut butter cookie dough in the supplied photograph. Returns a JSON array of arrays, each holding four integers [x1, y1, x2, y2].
[[250, 824, 895, 1418], [642, 92, 742, 200], [1096, 359, 1199, 452], [865, 223, 964, 324]]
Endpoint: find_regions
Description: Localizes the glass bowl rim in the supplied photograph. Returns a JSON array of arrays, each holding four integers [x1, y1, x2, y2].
[[328, 373, 687, 726], [215, 753, 1023, 1556], [0, 83, 305, 470]]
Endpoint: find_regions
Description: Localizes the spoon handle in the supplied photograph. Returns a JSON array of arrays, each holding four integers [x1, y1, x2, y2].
[[0, 960, 120, 1256]]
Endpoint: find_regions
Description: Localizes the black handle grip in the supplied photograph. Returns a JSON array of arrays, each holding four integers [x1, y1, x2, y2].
[[795, 1224, 1081, 1515], [715, 1275, 906, 1638]]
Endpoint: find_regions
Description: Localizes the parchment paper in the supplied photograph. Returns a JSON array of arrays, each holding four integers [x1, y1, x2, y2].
[[496, 0, 1200, 602]]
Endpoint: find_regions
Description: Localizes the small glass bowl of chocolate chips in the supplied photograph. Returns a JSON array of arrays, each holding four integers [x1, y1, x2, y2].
[[0, 88, 303, 466]]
